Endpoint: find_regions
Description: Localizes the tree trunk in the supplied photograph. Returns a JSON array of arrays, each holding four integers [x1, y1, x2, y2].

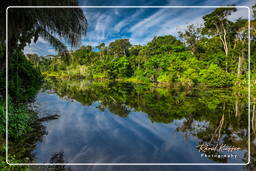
[[237, 55, 242, 77], [235, 99, 241, 117], [222, 23, 229, 72], [253, 104, 255, 135], [216, 22, 229, 72]]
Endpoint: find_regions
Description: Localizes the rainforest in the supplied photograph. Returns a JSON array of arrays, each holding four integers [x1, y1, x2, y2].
[[0, 2, 256, 171]]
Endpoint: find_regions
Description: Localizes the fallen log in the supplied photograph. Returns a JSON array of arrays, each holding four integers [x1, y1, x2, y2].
[[38, 114, 60, 122]]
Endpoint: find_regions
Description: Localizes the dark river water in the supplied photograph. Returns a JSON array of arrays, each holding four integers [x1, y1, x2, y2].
[[15, 79, 255, 170]]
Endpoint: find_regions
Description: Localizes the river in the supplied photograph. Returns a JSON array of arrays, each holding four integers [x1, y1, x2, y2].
[[12, 79, 255, 170]]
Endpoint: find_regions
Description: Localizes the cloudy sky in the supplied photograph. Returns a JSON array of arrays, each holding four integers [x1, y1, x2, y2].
[[23, 0, 255, 56]]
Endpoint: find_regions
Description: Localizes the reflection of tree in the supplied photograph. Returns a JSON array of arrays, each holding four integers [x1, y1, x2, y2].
[[176, 94, 250, 164], [107, 103, 130, 117], [247, 96, 256, 170], [9, 120, 46, 161], [48, 151, 72, 171], [210, 114, 224, 143], [176, 112, 195, 138], [44, 79, 252, 164], [49, 152, 65, 163]]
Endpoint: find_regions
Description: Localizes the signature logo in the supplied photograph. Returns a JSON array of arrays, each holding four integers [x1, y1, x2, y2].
[[197, 144, 241, 159], [197, 144, 241, 153]]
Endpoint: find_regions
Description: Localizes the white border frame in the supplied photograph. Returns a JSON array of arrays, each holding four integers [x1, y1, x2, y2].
[[5, 5, 251, 166]]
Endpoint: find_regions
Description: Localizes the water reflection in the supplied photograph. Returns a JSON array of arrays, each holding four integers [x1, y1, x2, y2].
[[30, 79, 250, 164]]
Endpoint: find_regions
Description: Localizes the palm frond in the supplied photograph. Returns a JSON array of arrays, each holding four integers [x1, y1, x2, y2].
[[37, 26, 67, 54], [3, 0, 87, 54], [32, 8, 87, 48]]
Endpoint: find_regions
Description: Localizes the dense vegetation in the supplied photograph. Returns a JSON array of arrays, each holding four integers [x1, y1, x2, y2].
[[31, 6, 256, 89], [0, 2, 255, 169], [0, 0, 87, 169]]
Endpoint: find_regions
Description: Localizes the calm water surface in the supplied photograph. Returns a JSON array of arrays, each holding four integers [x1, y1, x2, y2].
[[27, 80, 250, 166]]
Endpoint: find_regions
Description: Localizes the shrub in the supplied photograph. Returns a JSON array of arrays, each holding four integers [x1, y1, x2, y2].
[[199, 64, 234, 87], [0, 99, 36, 139], [8, 50, 42, 102], [167, 54, 202, 87], [106, 57, 133, 79]]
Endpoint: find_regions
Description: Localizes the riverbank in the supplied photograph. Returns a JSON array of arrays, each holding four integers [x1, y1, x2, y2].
[[0, 95, 46, 169], [0, 77, 255, 167], [43, 70, 255, 92], [23, 78, 252, 164]]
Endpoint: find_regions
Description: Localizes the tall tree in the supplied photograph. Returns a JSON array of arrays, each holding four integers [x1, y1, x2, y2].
[[96, 43, 106, 59], [232, 19, 248, 78], [145, 35, 185, 57], [202, 7, 237, 72], [179, 24, 202, 55], [108, 39, 131, 57]]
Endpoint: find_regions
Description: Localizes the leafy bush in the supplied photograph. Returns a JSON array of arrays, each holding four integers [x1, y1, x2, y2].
[[8, 50, 42, 102], [167, 52, 202, 87], [133, 69, 150, 82], [0, 99, 36, 139], [143, 54, 171, 82], [106, 57, 132, 79], [199, 64, 234, 87]]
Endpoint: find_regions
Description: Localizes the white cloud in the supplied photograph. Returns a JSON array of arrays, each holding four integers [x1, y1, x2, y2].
[[129, 8, 207, 45], [37, 37, 48, 44], [23, 43, 43, 54], [83, 11, 113, 45], [114, 9, 144, 32], [114, 8, 120, 16], [23, 46, 36, 54], [155, 16, 203, 37], [129, 8, 170, 34], [24, 1, 256, 55], [228, 1, 256, 21], [47, 49, 56, 54]]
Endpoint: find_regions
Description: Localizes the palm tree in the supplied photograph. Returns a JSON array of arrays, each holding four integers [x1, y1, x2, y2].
[[1, 0, 87, 61], [0, 0, 87, 97]]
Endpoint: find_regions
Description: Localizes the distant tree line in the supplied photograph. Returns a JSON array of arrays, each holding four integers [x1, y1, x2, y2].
[[31, 6, 256, 88]]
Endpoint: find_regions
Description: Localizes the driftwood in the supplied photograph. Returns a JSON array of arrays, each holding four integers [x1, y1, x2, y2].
[[38, 114, 60, 122]]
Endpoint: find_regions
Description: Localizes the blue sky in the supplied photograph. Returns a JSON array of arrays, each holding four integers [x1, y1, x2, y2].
[[23, 0, 255, 56]]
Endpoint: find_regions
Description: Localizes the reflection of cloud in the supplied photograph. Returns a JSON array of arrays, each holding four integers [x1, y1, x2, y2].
[[33, 92, 201, 163]]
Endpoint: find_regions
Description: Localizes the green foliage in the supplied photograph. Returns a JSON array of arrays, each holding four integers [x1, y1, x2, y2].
[[8, 50, 42, 102], [35, 6, 256, 89], [0, 99, 37, 140], [147, 35, 185, 55], [72, 45, 95, 65], [0, 1, 88, 168], [0, 100, 4, 136], [45, 79, 247, 126], [199, 64, 234, 87], [0, 43, 5, 96], [106, 56, 133, 79], [0, 155, 29, 171], [143, 54, 171, 82], [108, 39, 131, 57], [179, 24, 202, 54], [2, 2, 87, 55], [202, 7, 237, 36], [167, 52, 202, 87]]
